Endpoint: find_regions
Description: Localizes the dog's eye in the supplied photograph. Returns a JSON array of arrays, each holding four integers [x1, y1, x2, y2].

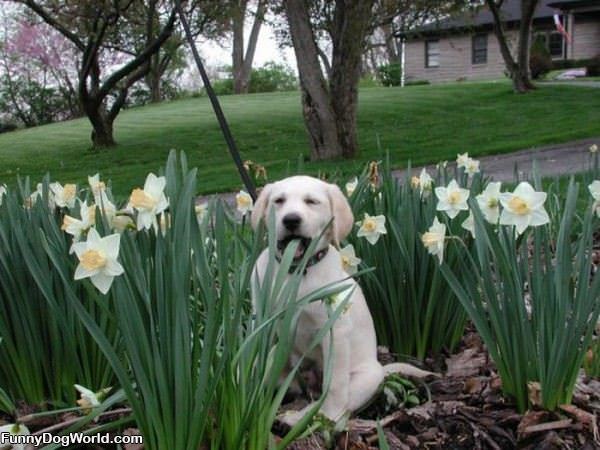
[[274, 197, 285, 205], [305, 198, 319, 205]]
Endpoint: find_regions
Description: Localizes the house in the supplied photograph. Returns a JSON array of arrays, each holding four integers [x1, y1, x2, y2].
[[398, 0, 600, 84]]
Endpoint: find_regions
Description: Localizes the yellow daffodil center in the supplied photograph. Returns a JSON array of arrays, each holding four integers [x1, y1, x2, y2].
[[341, 255, 350, 269], [362, 218, 377, 232], [63, 184, 77, 200], [448, 191, 462, 205], [487, 197, 498, 208], [508, 196, 530, 215], [237, 196, 251, 209], [411, 176, 420, 188], [422, 232, 440, 247], [92, 181, 106, 194], [130, 189, 157, 210], [62, 215, 77, 231], [80, 249, 107, 270]]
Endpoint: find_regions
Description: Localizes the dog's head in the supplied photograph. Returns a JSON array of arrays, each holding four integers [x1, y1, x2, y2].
[[251, 176, 353, 260]]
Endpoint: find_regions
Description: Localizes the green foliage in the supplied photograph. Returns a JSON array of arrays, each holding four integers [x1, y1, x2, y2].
[[248, 62, 297, 93], [0, 78, 75, 127], [11, 151, 345, 449], [586, 55, 600, 77], [0, 180, 116, 407], [377, 63, 402, 87], [346, 162, 474, 360], [530, 36, 552, 80], [440, 179, 600, 412]]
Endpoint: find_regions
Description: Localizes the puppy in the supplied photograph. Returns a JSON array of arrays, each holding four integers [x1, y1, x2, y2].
[[251, 175, 384, 425]]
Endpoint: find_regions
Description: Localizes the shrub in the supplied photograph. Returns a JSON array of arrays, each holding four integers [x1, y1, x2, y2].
[[586, 56, 600, 77], [530, 36, 553, 79], [0, 122, 18, 133], [377, 63, 402, 87], [248, 62, 297, 93]]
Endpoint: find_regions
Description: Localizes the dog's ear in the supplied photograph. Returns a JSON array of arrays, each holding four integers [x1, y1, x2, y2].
[[327, 183, 354, 244], [251, 184, 273, 230]]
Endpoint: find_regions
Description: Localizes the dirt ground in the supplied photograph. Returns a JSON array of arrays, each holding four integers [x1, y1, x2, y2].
[[277, 329, 600, 450]]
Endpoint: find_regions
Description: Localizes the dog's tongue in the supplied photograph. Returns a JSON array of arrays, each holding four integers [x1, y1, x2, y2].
[[293, 239, 305, 259]]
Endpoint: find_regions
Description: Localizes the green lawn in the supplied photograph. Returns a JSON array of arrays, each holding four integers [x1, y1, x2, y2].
[[0, 81, 599, 197]]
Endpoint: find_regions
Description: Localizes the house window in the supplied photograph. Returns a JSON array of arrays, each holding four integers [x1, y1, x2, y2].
[[472, 34, 488, 64], [548, 32, 564, 57], [425, 40, 440, 68]]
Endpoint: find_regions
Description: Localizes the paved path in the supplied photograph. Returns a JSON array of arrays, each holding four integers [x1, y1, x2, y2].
[[199, 136, 600, 205], [398, 136, 600, 182], [539, 81, 600, 88]]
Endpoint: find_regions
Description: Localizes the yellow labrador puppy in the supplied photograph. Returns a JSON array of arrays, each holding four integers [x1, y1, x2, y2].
[[251, 175, 384, 425]]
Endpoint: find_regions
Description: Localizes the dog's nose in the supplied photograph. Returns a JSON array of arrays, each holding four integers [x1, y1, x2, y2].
[[282, 213, 302, 231]]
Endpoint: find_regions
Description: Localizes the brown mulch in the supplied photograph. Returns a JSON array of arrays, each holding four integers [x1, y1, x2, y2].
[[277, 331, 600, 450]]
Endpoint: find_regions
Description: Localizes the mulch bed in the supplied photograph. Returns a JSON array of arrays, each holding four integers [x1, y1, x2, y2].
[[277, 330, 600, 450]]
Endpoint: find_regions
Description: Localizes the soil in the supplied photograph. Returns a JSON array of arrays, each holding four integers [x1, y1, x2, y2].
[[276, 329, 600, 450]]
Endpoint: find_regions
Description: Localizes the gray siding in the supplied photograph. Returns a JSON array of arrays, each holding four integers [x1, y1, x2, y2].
[[571, 16, 600, 59], [404, 31, 517, 84]]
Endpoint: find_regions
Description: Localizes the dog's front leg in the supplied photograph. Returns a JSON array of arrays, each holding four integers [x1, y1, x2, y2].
[[319, 321, 351, 422]]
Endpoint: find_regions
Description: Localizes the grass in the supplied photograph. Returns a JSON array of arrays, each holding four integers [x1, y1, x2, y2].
[[0, 81, 599, 197]]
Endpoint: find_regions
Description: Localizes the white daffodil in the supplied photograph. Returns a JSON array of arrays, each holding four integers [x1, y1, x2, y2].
[[129, 173, 168, 231], [75, 384, 101, 410], [356, 213, 387, 245], [411, 176, 420, 189], [71, 228, 124, 294], [28, 183, 55, 209], [436, 160, 448, 170], [462, 212, 476, 238], [419, 168, 433, 197], [326, 284, 355, 313], [590, 144, 598, 153], [74, 384, 111, 414], [62, 201, 96, 242], [158, 212, 170, 236], [111, 213, 134, 233], [435, 179, 469, 219], [50, 182, 77, 208], [345, 177, 358, 197], [422, 217, 446, 264], [0, 423, 30, 450], [339, 244, 361, 275], [195, 202, 208, 223], [0, 184, 6, 206], [236, 190, 253, 215], [499, 182, 549, 235], [456, 153, 470, 168], [588, 180, 600, 217], [95, 190, 116, 222], [476, 182, 502, 224], [88, 173, 106, 198], [464, 158, 480, 177]]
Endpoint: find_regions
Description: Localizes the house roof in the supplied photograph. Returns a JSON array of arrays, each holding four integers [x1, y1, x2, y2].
[[398, 0, 564, 37]]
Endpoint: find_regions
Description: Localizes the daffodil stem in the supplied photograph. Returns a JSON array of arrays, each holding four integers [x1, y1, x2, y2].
[[23, 407, 131, 434]]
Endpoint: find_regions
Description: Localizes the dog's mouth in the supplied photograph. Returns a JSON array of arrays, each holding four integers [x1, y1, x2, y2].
[[277, 235, 311, 261]]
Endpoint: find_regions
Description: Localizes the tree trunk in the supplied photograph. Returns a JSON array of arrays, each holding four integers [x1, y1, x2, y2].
[[86, 106, 116, 148], [285, 0, 342, 160], [382, 22, 399, 64], [486, 0, 538, 93], [232, 0, 266, 94], [514, 0, 537, 92], [329, 0, 375, 158], [232, 1, 246, 94]]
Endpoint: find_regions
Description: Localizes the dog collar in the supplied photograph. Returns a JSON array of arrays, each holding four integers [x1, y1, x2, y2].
[[277, 247, 329, 275]]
